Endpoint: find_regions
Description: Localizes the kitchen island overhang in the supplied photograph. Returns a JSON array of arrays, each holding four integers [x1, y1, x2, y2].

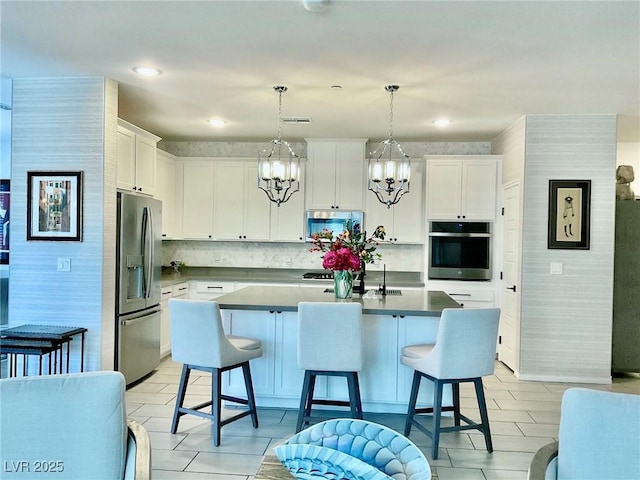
[[216, 286, 460, 317], [216, 286, 461, 413]]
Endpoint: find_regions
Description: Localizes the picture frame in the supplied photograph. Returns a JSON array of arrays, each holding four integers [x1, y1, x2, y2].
[[27, 171, 83, 241], [548, 180, 591, 250]]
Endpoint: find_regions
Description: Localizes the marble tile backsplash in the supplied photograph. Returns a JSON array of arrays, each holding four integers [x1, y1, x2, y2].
[[158, 141, 491, 158], [162, 240, 424, 272]]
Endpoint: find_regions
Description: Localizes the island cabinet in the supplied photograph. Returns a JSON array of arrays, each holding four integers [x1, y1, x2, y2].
[[426, 155, 498, 221], [216, 286, 459, 413], [364, 161, 425, 243], [221, 309, 277, 396], [117, 119, 161, 196], [305, 139, 367, 210], [156, 149, 183, 240]]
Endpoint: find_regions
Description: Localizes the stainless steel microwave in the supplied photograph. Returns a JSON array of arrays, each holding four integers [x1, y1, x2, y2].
[[428, 221, 492, 280], [305, 210, 364, 242]]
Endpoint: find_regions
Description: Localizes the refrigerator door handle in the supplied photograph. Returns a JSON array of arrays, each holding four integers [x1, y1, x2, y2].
[[120, 309, 161, 326], [141, 206, 153, 299]]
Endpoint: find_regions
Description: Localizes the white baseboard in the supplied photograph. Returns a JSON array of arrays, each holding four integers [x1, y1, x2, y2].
[[517, 372, 612, 384]]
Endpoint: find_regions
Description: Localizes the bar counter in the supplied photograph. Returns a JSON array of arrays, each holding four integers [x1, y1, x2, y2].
[[215, 286, 459, 413], [216, 285, 460, 316]]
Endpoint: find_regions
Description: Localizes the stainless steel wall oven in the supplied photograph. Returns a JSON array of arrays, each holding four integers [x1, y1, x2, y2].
[[428, 222, 492, 280]]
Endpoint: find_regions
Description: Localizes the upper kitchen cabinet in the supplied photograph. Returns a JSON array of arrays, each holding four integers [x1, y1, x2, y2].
[[213, 160, 271, 241], [117, 119, 161, 196], [425, 155, 499, 221], [305, 139, 367, 210], [269, 163, 305, 242], [182, 160, 215, 239], [365, 161, 425, 243], [156, 149, 183, 240]]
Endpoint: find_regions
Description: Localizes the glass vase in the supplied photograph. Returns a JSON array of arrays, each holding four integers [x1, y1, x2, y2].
[[333, 270, 353, 299]]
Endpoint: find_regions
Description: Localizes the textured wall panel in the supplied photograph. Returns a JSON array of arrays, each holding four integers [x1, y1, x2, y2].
[[9, 77, 116, 373], [519, 115, 616, 383]]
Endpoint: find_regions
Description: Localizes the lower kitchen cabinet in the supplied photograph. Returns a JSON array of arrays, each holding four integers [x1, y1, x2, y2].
[[221, 309, 276, 396], [219, 308, 449, 412], [160, 281, 189, 357]]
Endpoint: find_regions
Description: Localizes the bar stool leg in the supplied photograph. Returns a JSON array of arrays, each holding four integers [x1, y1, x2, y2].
[[242, 362, 259, 428], [404, 370, 421, 436], [212, 368, 222, 447], [431, 380, 444, 460], [171, 364, 191, 434]]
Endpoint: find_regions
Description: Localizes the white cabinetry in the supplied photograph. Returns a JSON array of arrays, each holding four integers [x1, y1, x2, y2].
[[222, 309, 276, 396], [189, 281, 236, 300], [270, 164, 305, 242], [305, 139, 367, 210], [213, 161, 271, 241], [426, 156, 498, 221], [365, 161, 424, 243], [156, 150, 183, 240], [182, 160, 215, 239], [160, 281, 189, 357], [117, 119, 161, 196]]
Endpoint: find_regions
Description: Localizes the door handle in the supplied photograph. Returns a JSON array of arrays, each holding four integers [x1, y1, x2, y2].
[[507, 285, 517, 292]]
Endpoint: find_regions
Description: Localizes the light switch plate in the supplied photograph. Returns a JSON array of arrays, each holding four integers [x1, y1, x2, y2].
[[57, 257, 71, 272], [550, 262, 563, 275]]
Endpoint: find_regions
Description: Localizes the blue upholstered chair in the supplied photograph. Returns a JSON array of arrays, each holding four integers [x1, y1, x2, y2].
[[401, 307, 500, 459], [296, 302, 364, 433], [528, 388, 640, 480], [276, 418, 431, 480], [169, 298, 263, 446], [0, 371, 150, 479]]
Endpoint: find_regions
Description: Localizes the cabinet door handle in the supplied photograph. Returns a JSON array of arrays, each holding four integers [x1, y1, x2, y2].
[[507, 285, 517, 292]]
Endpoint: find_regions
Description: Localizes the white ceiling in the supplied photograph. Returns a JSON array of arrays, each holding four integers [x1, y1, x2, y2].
[[2, 0, 639, 144]]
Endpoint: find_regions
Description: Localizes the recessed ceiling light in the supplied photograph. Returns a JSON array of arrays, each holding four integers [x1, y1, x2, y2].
[[207, 118, 227, 128], [433, 119, 452, 127], [133, 66, 161, 77]]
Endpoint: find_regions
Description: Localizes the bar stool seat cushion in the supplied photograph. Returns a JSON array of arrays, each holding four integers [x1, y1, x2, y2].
[[228, 336, 262, 351]]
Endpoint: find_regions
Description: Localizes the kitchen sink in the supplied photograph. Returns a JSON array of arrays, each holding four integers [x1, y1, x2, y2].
[[323, 288, 402, 296], [303, 272, 333, 279]]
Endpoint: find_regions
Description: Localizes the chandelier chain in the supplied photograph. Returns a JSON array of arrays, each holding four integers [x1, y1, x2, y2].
[[277, 88, 283, 142], [388, 89, 394, 140]]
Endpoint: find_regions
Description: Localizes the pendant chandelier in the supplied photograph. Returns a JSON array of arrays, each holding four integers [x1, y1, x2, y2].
[[258, 85, 300, 207], [367, 85, 410, 208]]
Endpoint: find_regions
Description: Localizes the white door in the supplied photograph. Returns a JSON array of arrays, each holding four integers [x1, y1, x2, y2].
[[498, 182, 521, 372]]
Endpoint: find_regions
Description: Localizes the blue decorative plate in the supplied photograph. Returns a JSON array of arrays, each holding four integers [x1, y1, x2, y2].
[[274, 443, 392, 480]]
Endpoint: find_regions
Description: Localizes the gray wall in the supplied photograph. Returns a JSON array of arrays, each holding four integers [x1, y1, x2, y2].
[[493, 114, 617, 383], [9, 77, 118, 372]]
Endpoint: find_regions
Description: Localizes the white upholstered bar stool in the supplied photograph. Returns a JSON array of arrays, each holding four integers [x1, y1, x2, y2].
[[401, 307, 500, 459], [168, 298, 263, 446], [296, 302, 364, 433]]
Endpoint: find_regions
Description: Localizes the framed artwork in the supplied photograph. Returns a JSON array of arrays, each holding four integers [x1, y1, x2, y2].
[[0, 179, 9, 263], [548, 180, 591, 250], [27, 171, 83, 241]]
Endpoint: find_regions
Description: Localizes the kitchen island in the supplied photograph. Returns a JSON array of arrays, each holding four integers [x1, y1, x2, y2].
[[216, 286, 460, 413]]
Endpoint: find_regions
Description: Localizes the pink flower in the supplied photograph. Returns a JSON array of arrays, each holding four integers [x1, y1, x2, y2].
[[348, 252, 361, 270], [322, 250, 338, 270]]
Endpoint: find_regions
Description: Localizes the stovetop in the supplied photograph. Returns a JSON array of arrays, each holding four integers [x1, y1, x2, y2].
[[302, 272, 334, 280]]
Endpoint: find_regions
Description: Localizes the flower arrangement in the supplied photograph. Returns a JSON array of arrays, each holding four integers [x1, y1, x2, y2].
[[309, 221, 386, 272]]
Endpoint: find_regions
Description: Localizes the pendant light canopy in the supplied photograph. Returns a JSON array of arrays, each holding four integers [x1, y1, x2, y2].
[[258, 85, 301, 207], [367, 85, 411, 208]]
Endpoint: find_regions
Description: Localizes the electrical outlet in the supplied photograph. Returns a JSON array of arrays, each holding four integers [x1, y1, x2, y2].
[[283, 256, 293, 267], [57, 258, 71, 272], [213, 254, 223, 264], [550, 262, 563, 275]]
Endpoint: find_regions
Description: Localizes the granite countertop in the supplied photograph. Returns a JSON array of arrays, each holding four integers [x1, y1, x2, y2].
[[215, 285, 460, 317], [161, 266, 424, 288]]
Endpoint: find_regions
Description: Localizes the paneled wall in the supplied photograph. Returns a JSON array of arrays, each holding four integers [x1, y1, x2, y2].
[[9, 77, 118, 373], [519, 115, 616, 383]]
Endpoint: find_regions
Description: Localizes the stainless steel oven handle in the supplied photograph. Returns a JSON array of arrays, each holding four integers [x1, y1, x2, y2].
[[429, 232, 491, 238]]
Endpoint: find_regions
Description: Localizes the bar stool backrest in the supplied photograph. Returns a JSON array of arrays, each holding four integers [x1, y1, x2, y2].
[[297, 302, 363, 372]]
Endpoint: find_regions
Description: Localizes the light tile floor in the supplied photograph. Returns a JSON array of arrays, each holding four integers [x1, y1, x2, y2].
[[126, 358, 640, 480]]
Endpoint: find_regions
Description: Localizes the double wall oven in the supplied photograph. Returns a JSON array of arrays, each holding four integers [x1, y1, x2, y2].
[[428, 221, 492, 281]]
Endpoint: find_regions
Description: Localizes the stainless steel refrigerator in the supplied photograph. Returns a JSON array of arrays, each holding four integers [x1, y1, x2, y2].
[[116, 192, 162, 385]]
